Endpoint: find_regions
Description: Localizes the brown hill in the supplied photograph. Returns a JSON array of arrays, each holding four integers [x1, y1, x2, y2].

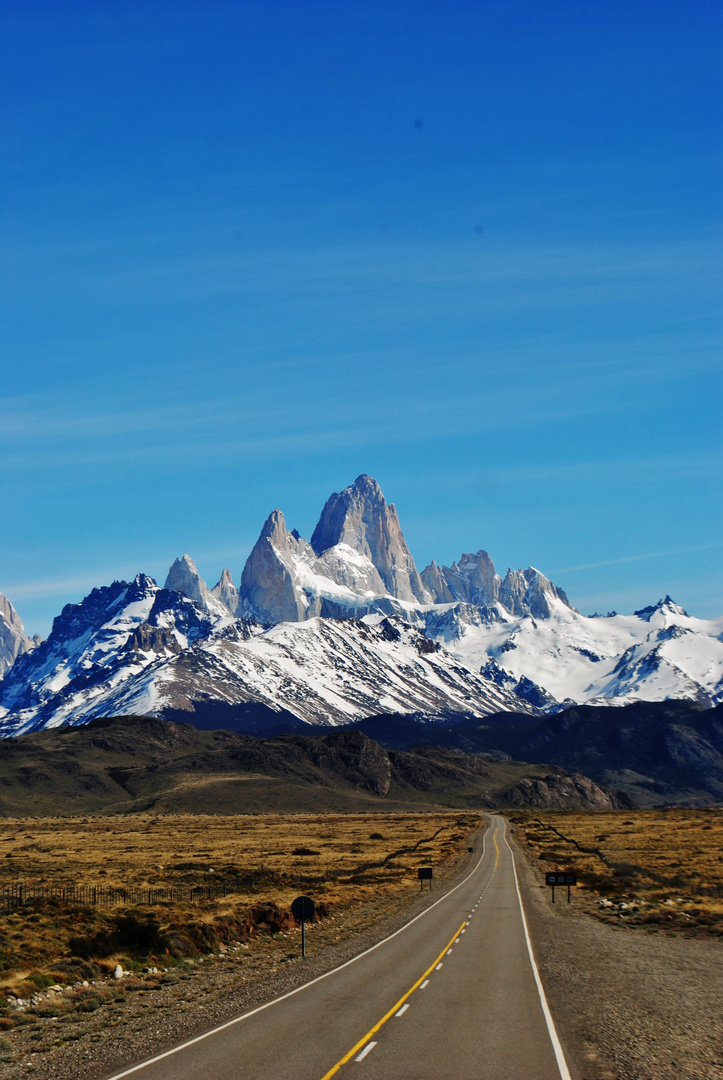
[[0, 715, 628, 816]]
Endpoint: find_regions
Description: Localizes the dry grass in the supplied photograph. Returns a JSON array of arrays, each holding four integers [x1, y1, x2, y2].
[[0, 810, 480, 998], [510, 807, 723, 936]]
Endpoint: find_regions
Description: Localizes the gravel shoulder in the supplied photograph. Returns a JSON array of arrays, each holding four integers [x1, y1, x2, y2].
[[513, 828, 723, 1080]]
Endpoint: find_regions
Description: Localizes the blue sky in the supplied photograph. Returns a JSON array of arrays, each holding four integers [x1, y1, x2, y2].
[[1, 0, 721, 637]]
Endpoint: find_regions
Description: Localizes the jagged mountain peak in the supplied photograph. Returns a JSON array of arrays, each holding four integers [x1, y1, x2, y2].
[[165, 554, 209, 606], [634, 596, 689, 622], [310, 475, 427, 603], [164, 557, 234, 618], [499, 565, 574, 619], [422, 549, 500, 608], [260, 508, 289, 545], [210, 568, 239, 616]]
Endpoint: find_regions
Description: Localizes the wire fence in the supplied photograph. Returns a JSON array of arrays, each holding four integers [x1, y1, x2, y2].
[[0, 868, 363, 914]]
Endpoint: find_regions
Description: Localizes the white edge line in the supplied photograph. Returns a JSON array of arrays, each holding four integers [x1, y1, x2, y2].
[[502, 824, 572, 1080], [104, 820, 492, 1079]]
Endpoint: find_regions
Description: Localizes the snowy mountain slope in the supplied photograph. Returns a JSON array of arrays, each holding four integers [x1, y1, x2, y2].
[[0, 587, 532, 736], [0, 575, 224, 735], [427, 596, 723, 708], [149, 614, 529, 727]]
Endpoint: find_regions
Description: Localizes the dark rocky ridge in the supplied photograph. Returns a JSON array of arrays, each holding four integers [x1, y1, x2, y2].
[[0, 715, 626, 816], [346, 699, 723, 807]]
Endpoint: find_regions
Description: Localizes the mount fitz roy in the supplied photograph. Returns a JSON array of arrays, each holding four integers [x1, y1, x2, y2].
[[1, 474, 721, 739]]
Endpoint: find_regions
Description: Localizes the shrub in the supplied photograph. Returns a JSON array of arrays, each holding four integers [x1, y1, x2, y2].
[[69, 913, 169, 960], [75, 989, 105, 1013]]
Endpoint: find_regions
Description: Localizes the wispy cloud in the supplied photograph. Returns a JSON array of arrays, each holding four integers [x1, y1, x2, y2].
[[0, 567, 150, 602], [548, 542, 723, 576]]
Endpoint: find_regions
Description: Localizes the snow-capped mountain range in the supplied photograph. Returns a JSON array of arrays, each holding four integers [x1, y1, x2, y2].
[[1, 474, 721, 737]]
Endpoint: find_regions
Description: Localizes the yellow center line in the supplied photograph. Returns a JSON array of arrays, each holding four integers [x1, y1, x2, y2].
[[318, 917, 468, 1080], [318, 820, 503, 1079]]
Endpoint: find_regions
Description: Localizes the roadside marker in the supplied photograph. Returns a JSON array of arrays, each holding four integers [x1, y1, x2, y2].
[[354, 1043, 376, 1062]]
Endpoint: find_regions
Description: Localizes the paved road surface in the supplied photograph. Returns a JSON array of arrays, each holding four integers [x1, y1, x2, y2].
[[105, 816, 571, 1080]]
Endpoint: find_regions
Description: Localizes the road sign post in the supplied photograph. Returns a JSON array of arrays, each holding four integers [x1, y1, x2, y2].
[[291, 895, 315, 957], [545, 871, 577, 903], [418, 866, 433, 892]]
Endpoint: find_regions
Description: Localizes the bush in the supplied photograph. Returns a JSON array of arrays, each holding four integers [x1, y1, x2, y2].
[[54, 959, 100, 982], [75, 989, 106, 1013], [69, 912, 169, 960]]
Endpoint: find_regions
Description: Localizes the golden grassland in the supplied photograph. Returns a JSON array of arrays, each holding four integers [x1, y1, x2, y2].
[[510, 807, 723, 936], [0, 810, 480, 999]]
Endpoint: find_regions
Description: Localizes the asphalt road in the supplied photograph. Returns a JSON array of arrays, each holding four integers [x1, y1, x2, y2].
[[105, 816, 572, 1080]]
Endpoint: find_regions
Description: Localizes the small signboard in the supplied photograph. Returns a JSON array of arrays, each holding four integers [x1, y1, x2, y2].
[[545, 871, 577, 903], [418, 866, 433, 891], [545, 872, 577, 886], [291, 895, 315, 957]]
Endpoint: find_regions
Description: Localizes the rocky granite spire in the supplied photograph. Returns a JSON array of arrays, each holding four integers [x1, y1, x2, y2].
[[164, 555, 231, 617], [165, 555, 210, 607], [240, 510, 313, 623], [211, 568, 239, 615], [310, 475, 428, 603], [498, 566, 573, 619], [422, 551, 500, 607], [0, 593, 35, 679]]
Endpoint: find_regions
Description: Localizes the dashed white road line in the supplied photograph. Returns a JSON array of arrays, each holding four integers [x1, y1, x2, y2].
[[435, 963, 443, 970], [395, 1004, 410, 1017], [420, 980, 430, 989], [355, 1042, 377, 1062]]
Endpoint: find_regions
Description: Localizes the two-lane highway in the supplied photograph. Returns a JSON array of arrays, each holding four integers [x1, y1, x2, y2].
[[105, 816, 572, 1080]]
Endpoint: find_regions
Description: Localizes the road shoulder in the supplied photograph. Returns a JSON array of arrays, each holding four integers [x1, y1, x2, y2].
[[510, 826, 723, 1080]]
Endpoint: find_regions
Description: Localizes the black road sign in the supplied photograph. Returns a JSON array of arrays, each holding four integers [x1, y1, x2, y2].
[[545, 871, 577, 903], [545, 872, 577, 886], [418, 866, 433, 891], [291, 895, 315, 958], [291, 895, 316, 922]]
